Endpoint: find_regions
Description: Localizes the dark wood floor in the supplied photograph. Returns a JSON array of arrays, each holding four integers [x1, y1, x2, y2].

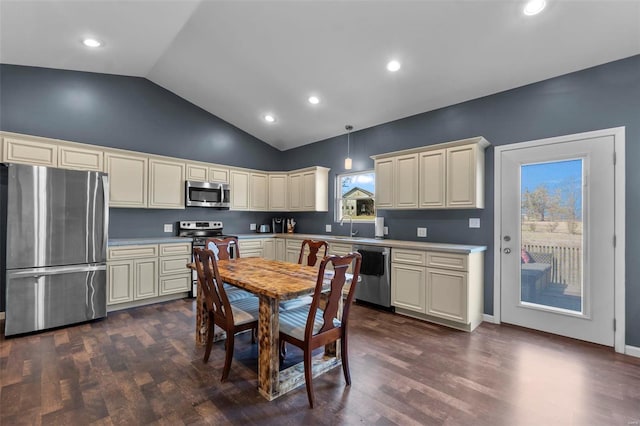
[[1, 299, 639, 425]]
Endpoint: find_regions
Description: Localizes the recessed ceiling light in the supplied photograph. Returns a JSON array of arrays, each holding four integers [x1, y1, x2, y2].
[[308, 96, 320, 105], [264, 114, 276, 123], [386, 60, 401, 72], [523, 0, 546, 16], [82, 38, 102, 48]]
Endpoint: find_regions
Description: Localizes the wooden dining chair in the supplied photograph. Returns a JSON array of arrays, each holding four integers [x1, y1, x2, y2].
[[206, 236, 240, 260], [193, 247, 260, 382], [278, 252, 362, 408], [298, 239, 329, 267]]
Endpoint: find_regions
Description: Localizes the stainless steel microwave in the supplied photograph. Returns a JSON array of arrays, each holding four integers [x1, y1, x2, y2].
[[185, 181, 231, 208]]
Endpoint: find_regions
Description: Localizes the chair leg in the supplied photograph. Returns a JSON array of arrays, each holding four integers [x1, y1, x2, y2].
[[303, 347, 315, 408], [341, 335, 351, 386], [251, 327, 257, 344], [280, 340, 288, 361], [221, 333, 235, 382], [203, 316, 214, 363]]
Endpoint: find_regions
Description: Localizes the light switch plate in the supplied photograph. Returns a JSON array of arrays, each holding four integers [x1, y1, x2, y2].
[[163, 223, 173, 233], [250, 223, 256, 231], [417, 227, 427, 237], [384, 226, 389, 235], [325, 224, 332, 232], [469, 218, 481, 228]]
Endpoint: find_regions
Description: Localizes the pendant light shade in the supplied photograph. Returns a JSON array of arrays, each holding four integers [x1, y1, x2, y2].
[[344, 124, 353, 170]]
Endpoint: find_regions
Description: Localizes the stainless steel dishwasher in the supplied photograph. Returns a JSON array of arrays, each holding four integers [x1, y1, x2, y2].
[[353, 244, 392, 309]]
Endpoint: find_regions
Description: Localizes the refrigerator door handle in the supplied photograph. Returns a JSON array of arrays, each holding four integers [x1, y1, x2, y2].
[[102, 175, 109, 258], [7, 264, 107, 278]]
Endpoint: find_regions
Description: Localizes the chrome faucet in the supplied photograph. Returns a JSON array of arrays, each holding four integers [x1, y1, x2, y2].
[[340, 214, 358, 237]]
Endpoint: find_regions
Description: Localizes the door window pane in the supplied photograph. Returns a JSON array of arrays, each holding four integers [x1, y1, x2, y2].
[[520, 159, 583, 313]]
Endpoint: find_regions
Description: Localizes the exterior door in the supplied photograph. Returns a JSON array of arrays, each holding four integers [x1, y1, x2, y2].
[[499, 135, 615, 346]]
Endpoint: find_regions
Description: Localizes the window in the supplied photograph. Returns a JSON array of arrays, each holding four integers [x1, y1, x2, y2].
[[335, 170, 375, 222]]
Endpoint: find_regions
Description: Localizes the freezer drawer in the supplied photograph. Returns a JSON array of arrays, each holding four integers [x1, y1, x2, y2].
[[5, 264, 107, 336]]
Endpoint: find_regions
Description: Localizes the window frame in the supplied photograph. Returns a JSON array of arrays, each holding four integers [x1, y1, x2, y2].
[[334, 170, 376, 224]]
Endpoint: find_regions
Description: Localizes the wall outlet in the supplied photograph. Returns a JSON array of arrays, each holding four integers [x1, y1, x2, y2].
[[469, 218, 481, 228], [325, 224, 332, 232], [417, 227, 427, 237], [384, 226, 389, 235], [163, 223, 173, 233], [250, 223, 256, 231]]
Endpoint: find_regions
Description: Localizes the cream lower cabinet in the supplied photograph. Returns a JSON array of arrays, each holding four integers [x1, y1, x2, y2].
[[108, 256, 158, 304], [275, 239, 286, 261], [105, 151, 148, 208], [158, 242, 191, 295], [391, 248, 483, 331], [285, 239, 303, 263], [148, 158, 185, 209], [263, 239, 275, 260], [238, 239, 265, 258]]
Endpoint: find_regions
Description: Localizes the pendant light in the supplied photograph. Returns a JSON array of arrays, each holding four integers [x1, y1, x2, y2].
[[344, 124, 353, 170]]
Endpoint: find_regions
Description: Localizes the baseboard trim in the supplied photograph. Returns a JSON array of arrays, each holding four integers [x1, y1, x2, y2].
[[625, 345, 640, 358], [482, 314, 497, 324]]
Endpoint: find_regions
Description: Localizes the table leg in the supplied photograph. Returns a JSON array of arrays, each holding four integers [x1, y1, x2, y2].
[[196, 281, 207, 346], [258, 295, 280, 400]]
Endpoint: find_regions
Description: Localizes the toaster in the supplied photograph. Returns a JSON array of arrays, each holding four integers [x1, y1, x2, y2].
[[257, 224, 271, 233]]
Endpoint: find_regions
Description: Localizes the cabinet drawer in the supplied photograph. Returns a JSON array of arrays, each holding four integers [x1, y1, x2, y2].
[[286, 239, 302, 250], [330, 243, 353, 254], [159, 274, 191, 295], [160, 255, 192, 275], [108, 245, 159, 260], [242, 249, 264, 258], [392, 249, 426, 266], [426, 252, 468, 271], [160, 242, 192, 256], [239, 239, 264, 250]]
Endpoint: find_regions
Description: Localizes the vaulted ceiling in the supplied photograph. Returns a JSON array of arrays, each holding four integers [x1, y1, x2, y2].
[[1, 1, 639, 150]]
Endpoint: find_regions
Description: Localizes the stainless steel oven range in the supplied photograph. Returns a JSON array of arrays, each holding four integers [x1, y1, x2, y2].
[[177, 221, 237, 297]]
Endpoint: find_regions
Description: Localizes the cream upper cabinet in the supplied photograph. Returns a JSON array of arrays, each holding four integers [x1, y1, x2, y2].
[[269, 174, 288, 211], [148, 158, 185, 209], [372, 137, 489, 210], [374, 158, 394, 208], [230, 170, 250, 210], [186, 163, 208, 181], [58, 145, 104, 171], [105, 151, 148, 208], [395, 153, 419, 208], [209, 166, 229, 183], [3, 136, 58, 167], [446, 143, 484, 208], [288, 167, 329, 212], [250, 172, 269, 211], [419, 149, 446, 208]]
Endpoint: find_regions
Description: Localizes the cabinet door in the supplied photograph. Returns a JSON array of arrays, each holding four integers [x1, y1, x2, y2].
[[149, 158, 185, 209], [209, 166, 229, 183], [426, 268, 468, 323], [286, 250, 300, 264], [108, 260, 134, 305], [275, 239, 286, 261], [375, 158, 394, 208], [395, 153, 419, 208], [288, 173, 302, 210], [419, 149, 446, 208], [391, 263, 426, 313], [134, 258, 158, 300], [105, 152, 148, 208], [446, 145, 477, 208], [186, 163, 208, 181], [230, 170, 250, 210], [263, 240, 275, 260], [269, 174, 288, 210], [301, 171, 317, 211], [3, 137, 58, 167], [59, 145, 104, 172], [250, 173, 269, 210]]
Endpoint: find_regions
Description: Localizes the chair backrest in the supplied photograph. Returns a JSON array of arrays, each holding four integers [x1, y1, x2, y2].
[[193, 247, 234, 328], [206, 236, 240, 260], [299, 239, 329, 267], [305, 252, 362, 341]]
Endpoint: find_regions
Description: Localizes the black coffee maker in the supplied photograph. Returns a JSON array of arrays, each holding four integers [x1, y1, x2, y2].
[[272, 217, 286, 233]]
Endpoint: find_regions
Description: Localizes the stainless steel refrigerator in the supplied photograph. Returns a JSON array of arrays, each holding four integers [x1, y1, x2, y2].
[[4, 164, 109, 336]]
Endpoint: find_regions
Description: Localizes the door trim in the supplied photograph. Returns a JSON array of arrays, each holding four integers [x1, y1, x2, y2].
[[493, 127, 625, 353]]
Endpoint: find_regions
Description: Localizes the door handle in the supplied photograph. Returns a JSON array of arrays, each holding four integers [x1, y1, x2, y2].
[[504, 248, 511, 254]]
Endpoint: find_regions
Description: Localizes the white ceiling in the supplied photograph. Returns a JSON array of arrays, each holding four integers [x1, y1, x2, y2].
[[1, 1, 639, 151]]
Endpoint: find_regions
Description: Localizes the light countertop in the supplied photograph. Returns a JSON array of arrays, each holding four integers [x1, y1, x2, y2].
[[108, 237, 193, 246]]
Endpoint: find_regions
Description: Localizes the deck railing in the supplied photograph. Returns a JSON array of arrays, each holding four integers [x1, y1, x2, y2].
[[523, 243, 582, 286]]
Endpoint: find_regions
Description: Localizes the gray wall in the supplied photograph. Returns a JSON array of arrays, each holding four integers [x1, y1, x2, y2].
[[283, 55, 640, 346], [1, 56, 639, 346]]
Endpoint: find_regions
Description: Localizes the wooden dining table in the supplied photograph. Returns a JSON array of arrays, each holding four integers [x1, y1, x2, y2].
[[190, 257, 346, 401]]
